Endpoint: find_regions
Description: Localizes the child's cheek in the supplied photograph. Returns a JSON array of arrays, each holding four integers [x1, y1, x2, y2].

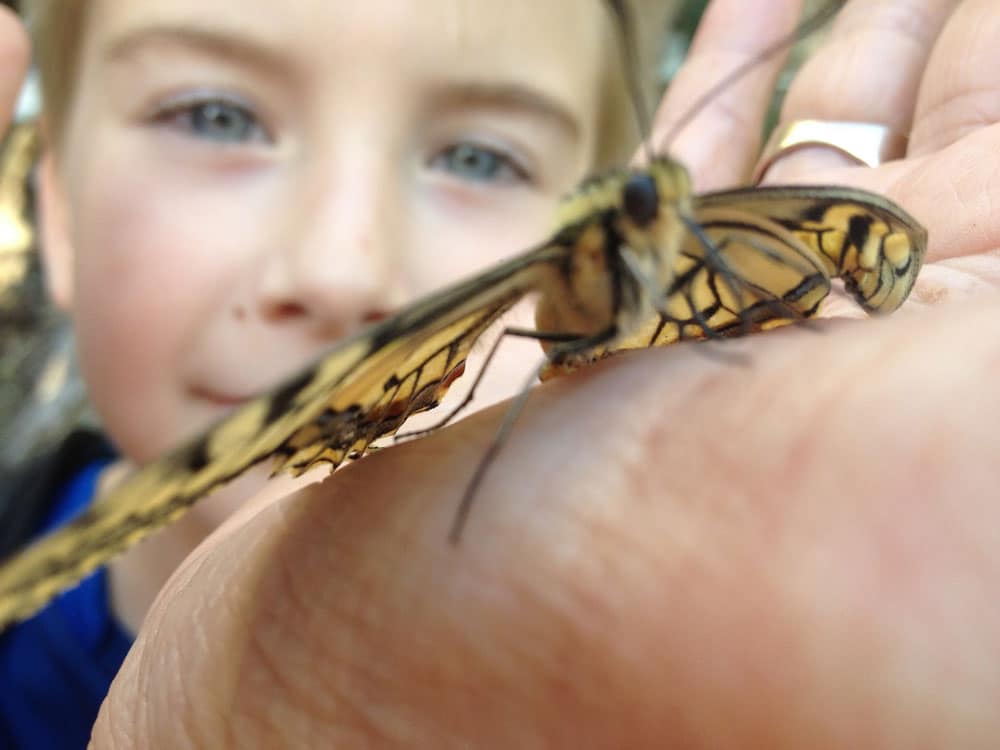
[[66, 150, 267, 460]]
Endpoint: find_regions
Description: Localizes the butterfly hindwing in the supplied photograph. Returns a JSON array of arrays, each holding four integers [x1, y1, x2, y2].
[[694, 186, 928, 315]]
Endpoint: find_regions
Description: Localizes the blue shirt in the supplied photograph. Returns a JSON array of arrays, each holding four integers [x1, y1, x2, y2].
[[0, 461, 134, 749]]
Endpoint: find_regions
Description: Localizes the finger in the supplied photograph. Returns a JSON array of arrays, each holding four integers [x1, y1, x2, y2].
[[97, 294, 1000, 746], [761, 0, 959, 183], [650, 0, 804, 192], [877, 0, 1000, 267], [909, 0, 1000, 155], [0, 6, 29, 136]]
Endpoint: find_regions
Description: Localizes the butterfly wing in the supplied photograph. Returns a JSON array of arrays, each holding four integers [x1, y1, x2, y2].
[[0, 244, 559, 629], [696, 186, 927, 314], [0, 123, 38, 261], [542, 185, 927, 369]]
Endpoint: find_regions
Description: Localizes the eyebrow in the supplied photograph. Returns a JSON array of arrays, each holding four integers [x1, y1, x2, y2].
[[426, 82, 582, 142], [103, 23, 291, 77], [103, 24, 582, 142]]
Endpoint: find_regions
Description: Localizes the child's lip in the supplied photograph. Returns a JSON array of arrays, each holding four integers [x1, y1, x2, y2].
[[192, 386, 252, 408]]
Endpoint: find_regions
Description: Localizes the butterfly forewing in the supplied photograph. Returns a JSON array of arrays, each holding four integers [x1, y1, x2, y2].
[[0, 248, 550, 628]]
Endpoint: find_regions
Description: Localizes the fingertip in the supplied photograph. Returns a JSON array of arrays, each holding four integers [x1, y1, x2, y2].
[[0, 5, 31, 132], [0, 5, 29, 63]]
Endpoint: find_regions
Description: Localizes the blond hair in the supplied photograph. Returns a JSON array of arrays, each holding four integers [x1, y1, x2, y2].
[[22, 0, 673, 165], [21, 0, 88, 143]]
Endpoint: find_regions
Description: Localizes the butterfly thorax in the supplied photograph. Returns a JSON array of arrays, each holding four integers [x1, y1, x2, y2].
[[535, 156, 693, 351]]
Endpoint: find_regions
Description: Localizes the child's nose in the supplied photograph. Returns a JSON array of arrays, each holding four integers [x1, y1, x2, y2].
[[257, 171, 404, 336]]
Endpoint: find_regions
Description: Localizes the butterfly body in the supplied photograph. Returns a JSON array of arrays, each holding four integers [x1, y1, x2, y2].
[[536, 157, 694, 356]]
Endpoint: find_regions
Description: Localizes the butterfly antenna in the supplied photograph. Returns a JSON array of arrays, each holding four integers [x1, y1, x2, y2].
[[604, 0, 654, 162], [449, 360, 543, 543], [659, 0, 844, 153]]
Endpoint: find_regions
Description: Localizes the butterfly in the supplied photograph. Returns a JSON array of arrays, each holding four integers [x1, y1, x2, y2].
[[0, 1, 926, 630], [0, 123, 39, 306]]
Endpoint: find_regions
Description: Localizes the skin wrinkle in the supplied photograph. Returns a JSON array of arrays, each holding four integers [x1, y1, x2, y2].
[[237, 470, 432, 744], [534, 491, 779, 744], [916, 88, 1000, 148], [231, 508, 363, 747], [127, 503, 290, 748], [838, 0, 942, 51], [728, 312, 984, 748], [247, 569, 330, 719], [687, 75, 765, 156], [237, 631, 322, 748], [453, 358, 771, 743], [636, 331, 817, 516], [313, 565, 414, 741], [788, 324, 1000, 740], [910, 13, 999, 152], [780, 1, 959, 140], [792, 310, 996, 748], [256, 408, 656, 748], [535, 370, 807, 745], [148, 603, 222, 748], [653, 0, 801, 186], [501, 551, 676, 745], [127, 632, 202, 749], [948, 130, 1000, 254]]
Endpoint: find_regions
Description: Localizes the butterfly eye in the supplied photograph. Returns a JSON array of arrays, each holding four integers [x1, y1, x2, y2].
[[623, 173, 659, 227]]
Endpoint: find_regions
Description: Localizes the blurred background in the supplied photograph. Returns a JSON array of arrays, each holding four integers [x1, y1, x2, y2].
[[2, 0, 93, 469]]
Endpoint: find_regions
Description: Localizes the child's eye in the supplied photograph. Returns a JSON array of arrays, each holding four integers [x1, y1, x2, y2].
[[153, 98, 268, 144], [431, 142, 528, 184]]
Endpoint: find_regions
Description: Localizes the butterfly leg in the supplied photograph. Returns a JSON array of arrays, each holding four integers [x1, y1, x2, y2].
[[449, 326, 617, 543], [620, 243, 749, 365], [680, 215, 761, 339], [682, 216, 828, 338], [721, 229, 832, 334]]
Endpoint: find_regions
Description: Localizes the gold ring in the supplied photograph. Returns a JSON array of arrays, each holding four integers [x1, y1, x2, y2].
[[752, 120, 907, 184]]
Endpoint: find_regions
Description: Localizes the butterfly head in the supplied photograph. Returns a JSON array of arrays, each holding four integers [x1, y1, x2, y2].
[[614, 155, 693, 318], [618, 156, 693, 242], [535, 155, 695, 346]]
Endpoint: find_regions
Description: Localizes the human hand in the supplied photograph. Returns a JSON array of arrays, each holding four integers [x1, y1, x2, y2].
[[93, 1, 1000, 747], [0, 6, 28, 137], [659, 0, 999, 311]]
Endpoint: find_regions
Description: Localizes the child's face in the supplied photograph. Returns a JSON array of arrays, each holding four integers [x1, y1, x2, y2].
[[42, 0, 615, 462]]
